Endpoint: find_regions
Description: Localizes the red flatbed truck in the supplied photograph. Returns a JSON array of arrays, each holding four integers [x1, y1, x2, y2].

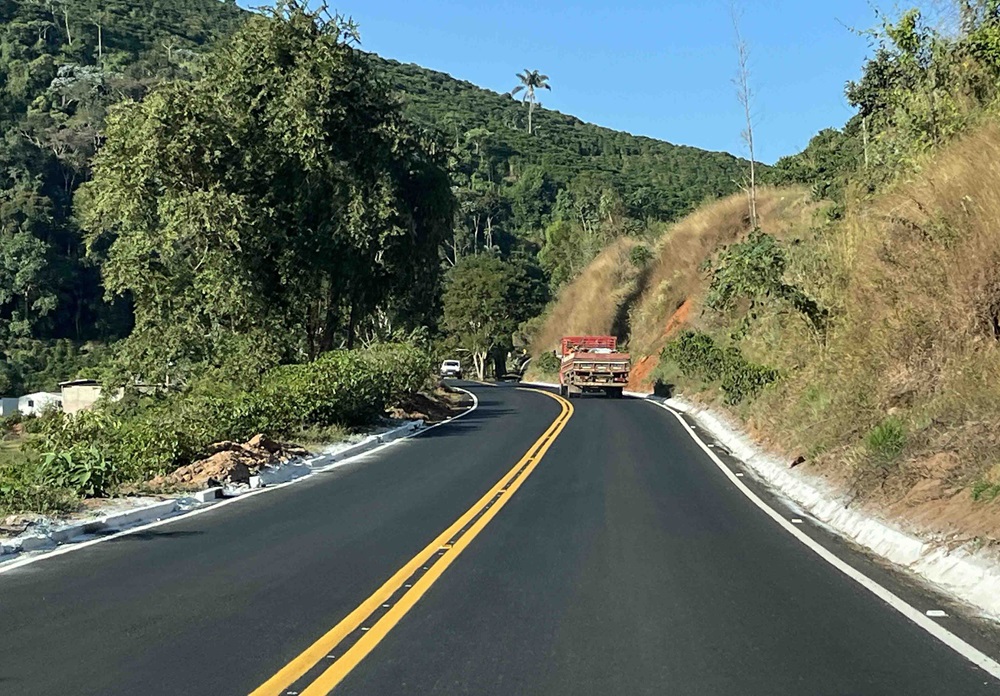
[[558, 335, 631, 398]]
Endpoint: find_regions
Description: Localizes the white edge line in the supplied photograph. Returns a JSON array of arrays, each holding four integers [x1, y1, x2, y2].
[[646, 399, 1000, 682], [0, 387, 480, 576]]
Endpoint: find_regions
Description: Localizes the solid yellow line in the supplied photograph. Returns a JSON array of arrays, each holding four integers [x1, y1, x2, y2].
[[300, 389, 572, 695], [250, 388, 572, 696]]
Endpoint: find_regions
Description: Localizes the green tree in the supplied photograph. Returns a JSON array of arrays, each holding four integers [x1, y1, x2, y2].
[[79, 1, 454, 384], [0, 185, 57, 341], [442, 256, 547, 379], [511, 69, 550, 135]]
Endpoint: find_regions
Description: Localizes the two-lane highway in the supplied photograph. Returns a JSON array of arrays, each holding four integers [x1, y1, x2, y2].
[[1, 384, 998, 695]]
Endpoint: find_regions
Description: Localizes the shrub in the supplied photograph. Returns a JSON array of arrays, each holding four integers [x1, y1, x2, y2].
[[866, 417, 906, 466], [534, 351, 561, 375], [42, 448, 114, 497], [629, 245, 653, 267], [661, 330, 779, 404], [0, 457, 77, 515], [23, 342, 432, 501], [972, 481, 1000, 502], [707, 230, 827, 332]]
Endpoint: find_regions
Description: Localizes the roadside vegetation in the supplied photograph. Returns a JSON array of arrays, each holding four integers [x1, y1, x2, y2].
[[1, 3, 449, 515], [528, 3, 1000, 542], [0, 0, 755, 394], [0, 342, 429, 515]]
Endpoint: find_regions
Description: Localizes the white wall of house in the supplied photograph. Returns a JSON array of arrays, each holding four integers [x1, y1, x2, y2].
[[61, 382, 104, 415], [17, 392, 62, 416]]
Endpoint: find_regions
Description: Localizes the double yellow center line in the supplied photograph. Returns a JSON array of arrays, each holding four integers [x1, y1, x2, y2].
[[251, 388, 573, 696]]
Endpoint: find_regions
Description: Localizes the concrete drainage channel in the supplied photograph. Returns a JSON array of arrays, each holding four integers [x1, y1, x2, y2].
[[0, 420, 425, 565]]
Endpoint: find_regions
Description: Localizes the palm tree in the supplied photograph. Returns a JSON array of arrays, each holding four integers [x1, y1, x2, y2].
[[511, 69, 550, 135]]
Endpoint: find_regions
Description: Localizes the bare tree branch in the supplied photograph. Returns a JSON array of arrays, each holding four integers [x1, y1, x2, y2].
[[732, 1, 758, 229]]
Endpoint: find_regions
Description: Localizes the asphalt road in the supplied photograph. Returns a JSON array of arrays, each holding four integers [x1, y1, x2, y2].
[[1, 383, 998, 695]]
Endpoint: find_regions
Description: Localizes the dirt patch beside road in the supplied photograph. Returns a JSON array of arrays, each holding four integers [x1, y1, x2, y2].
[[145, 435, 309, 493], [390, 386, 470, 424]]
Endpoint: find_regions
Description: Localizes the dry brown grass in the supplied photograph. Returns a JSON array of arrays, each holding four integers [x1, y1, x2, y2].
[[530, 185, 818, 369], [827, 124, 1000, 471], [530, 238, 644, 355], [630, 186, 816, 356], [736, 123, 1000, 531]]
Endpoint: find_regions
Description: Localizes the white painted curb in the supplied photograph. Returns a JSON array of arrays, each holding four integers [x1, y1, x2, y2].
[[656, 394, 1000, 620]]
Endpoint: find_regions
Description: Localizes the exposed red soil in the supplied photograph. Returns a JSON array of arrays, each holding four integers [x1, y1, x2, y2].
[[627, 298, 693, 392]]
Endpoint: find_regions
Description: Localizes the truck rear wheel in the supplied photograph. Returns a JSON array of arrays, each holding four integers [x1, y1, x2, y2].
[[559, 384, 567, 397], [605, 387, 624, 399]]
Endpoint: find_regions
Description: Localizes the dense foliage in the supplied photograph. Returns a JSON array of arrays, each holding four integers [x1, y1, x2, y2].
[[662, 330, 779, 405], [706, 231, 827, 333], [774, 3, 1000, 204], [0, 0, 246, 391], [379, 57, 755, 225], [0, 341, 429, 510], [441, 255, 548, 379], [79, 5, 453, 383]]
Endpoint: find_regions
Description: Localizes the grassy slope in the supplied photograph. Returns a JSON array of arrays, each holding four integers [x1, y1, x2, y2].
[[530, 127, 1000, 541], [528, 185, 819, 359]]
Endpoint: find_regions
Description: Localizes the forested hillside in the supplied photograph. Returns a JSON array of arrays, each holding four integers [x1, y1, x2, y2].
[[0, 0, 756, 394], [376, 56, 751, 224], [0, 0, 247, 393]]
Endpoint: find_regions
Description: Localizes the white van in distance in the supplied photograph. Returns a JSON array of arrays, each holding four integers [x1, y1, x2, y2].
[[440, 359, 462, 379]]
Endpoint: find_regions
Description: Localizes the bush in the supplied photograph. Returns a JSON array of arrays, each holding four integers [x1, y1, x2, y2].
[[707, 231, 827, 332], [661, 331, 779, 404], [866, 417, 906, 467], [534, 351, 561, 375], [629, 245, 653, 267], [972, 481, 1000, 502], [0, 458, 77, 515], [20, 342, 432, 502]]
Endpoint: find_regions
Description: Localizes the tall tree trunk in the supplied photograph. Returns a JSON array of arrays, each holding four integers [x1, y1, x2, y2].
[[492, 350, 505, 380], [528, 100, 534, 135]]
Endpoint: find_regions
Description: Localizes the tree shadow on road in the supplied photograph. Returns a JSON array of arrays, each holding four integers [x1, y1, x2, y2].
[[416, 401, 515, 440], [104, 530, 204, 543]]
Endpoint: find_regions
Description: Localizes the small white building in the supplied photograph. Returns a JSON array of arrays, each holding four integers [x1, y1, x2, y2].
[[60, 379, 105, 415], [18, 392, 62, 416]]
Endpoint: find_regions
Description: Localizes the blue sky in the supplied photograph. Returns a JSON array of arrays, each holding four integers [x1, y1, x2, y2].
[[238, 1, 896, 164]]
